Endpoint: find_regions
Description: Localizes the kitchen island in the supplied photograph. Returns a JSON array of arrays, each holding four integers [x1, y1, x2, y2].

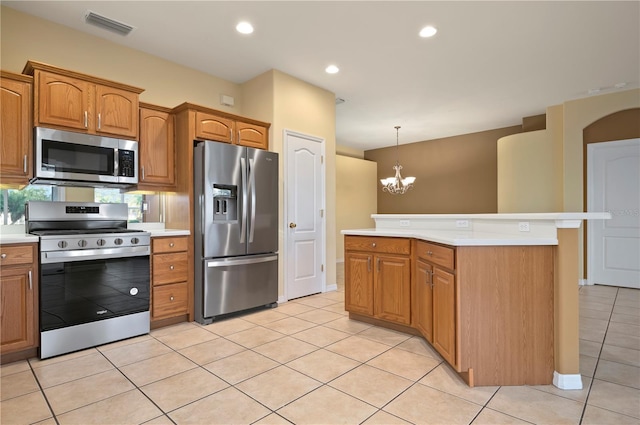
[[342, 213, 610, 389]]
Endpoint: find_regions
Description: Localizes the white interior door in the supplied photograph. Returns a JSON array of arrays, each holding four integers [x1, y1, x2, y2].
[[285, 130, 325, 299], [588, 138, 640, 288]]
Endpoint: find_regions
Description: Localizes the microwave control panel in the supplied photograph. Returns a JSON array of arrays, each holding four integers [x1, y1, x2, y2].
[[118, 150, 136, 177]]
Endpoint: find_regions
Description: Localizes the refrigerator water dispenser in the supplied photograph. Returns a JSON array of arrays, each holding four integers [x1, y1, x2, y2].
[[212, 184, 237, 221]]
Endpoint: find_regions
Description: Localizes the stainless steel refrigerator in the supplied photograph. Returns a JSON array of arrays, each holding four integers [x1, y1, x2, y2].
[[194, 141, 278, 324]]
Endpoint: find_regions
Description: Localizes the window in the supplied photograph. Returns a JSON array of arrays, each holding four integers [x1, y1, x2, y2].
[[94, 188, 143, 223], [0, 186, 54, 225]]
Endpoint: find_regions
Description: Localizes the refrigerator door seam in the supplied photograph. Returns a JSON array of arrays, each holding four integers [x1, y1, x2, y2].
[[249, 157, 256, 243], [240, 156, 247, 243]]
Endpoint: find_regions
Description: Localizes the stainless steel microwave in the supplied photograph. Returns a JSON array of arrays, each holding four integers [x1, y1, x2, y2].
[[32, 127, 138, 188]]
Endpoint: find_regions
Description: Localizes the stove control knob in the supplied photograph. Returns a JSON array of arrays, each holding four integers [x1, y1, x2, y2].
[[78, 240, 87, 248], [114, 238, 123, 246], [58, 241, 68, 249], [131, 237, 139, 245], [97, 239, 106, 247]]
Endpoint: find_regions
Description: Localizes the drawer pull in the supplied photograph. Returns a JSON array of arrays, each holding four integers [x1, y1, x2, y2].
[[427, 251, 433, 256], [372, 242, 376, 248], [170, 296, 174, 301], [170, 265, 174, 270], [169, 242, 175, 248], [0, 253, 6, 259]]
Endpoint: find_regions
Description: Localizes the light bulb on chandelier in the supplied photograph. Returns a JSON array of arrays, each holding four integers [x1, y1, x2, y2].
[[380, 126, 415, 194]]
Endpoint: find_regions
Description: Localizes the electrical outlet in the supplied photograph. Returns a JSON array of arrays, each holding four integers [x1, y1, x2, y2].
[[456, 220, 469, 228], [399, 220, 410, 227], [518, 222, 530, 232]]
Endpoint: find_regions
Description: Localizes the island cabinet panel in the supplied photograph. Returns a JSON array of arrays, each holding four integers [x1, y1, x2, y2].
[[344, 236, 411, 326], [413, 256, 433, 342], [456, 245, 555, 386], [0, 71, 33, 186], [432, 267, 456, 367]]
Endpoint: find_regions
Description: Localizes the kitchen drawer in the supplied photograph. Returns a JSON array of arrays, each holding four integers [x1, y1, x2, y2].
[[416, 240, 455, 270], [152, 282, 188, 318], [345, 236, 411, 255], [0, 245, 34, 266], [152, 252, 188, 285], [152, 237, 188, 254]]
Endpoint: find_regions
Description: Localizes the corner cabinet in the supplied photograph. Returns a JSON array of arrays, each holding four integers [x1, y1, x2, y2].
[[138, 103, 176, 190], [23, 61, 143, 139], [0, 71, 33, 186], [345, 236, 412, 326], [0, 244, 38, 359], [151, 236, 189, 324]]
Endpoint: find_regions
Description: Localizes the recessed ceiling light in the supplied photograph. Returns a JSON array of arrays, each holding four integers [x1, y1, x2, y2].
[[236, 21, 254, 34], [325, 65, 339, 74], [419, 25, 437, 38]]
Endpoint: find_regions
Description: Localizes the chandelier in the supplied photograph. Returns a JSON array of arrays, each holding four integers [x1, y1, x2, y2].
[[380, 126, 416, 194]]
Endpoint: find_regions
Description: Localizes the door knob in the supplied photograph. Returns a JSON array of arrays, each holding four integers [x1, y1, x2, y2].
[[289, 222, 297, 228]]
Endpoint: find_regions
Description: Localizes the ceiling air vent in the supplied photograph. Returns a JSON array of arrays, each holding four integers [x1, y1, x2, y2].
[[85, 11, 135, 36]]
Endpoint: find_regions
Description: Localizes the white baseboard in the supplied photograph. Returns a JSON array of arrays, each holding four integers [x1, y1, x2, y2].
[[553, 371, 583, 390], [336, 258, 344, 264], [325, 283, 338, 292], [277, 295, 288, 304], [579, 279, 591, 286]]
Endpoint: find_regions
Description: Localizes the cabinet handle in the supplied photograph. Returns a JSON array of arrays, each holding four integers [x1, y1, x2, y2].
[[237, 131, 240, 143], [28, 270, 32, 290], [427, 251, 433, 256], [430, 270, 435, 289], [1, 253, 6, 259], [367, 256, 371, 272], [84, 111, 88, 128], [23, 155, 28, 173], [170, 296, 174, 301], [229, 128, 233, 142], [141, 167, 145, 180], [169, 242, 175, 248], [372, 242, 376, 248], [170, 265, 174, 270], [376, 257, 380, 272], [98, 113, 102, 129]]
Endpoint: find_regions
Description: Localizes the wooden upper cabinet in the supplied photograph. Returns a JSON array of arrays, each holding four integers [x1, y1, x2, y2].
[[195, 112, 233, 143], [24, 61, 143, 139], [35, 71, 91, 132], [138, 104, 175, 189], [95, 85, 138, 138], [236, 121, 268, 150], [0, 71, 32, 185]]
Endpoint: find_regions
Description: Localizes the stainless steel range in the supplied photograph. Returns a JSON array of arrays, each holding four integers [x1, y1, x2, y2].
[[26, 201, 151, 359]]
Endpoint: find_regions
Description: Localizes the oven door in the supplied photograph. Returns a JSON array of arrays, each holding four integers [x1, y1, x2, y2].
[[40, 252, 150, 332]]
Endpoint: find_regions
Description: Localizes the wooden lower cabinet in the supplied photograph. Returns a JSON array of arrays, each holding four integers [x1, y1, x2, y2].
[[346, 235, 555, 387], [151, 236, 189, 322], [0, 244, 38, 358], [344, 236, 411, 326]]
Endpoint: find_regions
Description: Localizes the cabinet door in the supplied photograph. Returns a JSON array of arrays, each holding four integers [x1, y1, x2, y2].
[[195, 112, 233, 142], [139, 108, 175, 188], [236, 121, 268, 150], [36, 71, 91, 131], [414, 258, 433, 341], [0, 77, 31, 182], [374, 254, 411, 325], [0, 267, 35, 354], [345, 252, 374, 316], [433, 267, 456, 366], [95, 85, 138, 138]]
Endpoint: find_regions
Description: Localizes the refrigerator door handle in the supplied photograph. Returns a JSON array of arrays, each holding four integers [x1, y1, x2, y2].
[[240, 157, 247, 243], [207, 254, 278, 268], [248, 158, 256, 243]]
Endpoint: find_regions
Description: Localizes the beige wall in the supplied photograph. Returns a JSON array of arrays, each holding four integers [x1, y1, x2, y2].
[[497, 130, 556, 212], [365, 126, 522, 214], [1, 6, 242, 112], [336, 156, 377, 261], [242, 70, 337, 294], [336, 145, 365, 159]]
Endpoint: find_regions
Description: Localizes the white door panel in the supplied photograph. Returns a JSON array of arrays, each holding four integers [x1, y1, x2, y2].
[[588, 138, 640, 288], [285, 130, 325, 300]]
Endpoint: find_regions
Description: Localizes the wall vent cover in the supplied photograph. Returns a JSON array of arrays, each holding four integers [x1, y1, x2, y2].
[[85, 11, 135, 36]]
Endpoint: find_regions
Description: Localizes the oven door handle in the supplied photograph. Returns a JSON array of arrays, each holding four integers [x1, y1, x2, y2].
[[41, 246, 151, 264]]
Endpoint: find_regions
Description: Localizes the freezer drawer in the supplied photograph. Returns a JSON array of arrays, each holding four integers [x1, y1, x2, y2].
[[201, 254, 278, 321]]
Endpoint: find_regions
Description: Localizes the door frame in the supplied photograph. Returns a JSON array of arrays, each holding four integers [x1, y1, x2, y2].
[[283, 128, 327, 302]]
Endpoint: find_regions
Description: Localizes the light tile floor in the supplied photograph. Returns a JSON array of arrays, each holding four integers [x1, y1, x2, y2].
[[1, 269, 639, 424]]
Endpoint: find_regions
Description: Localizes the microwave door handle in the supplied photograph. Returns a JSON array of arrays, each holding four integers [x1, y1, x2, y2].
[[240, 157, 247, 243]]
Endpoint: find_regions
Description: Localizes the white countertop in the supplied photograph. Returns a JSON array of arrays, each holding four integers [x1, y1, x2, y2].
[[343, 212, 611, 246], [0, 232, 39, 244], [127, 223, 190, 237]]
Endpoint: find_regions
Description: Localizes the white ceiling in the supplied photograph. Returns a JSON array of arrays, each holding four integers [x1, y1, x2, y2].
[[4, 1, 639, 151]]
